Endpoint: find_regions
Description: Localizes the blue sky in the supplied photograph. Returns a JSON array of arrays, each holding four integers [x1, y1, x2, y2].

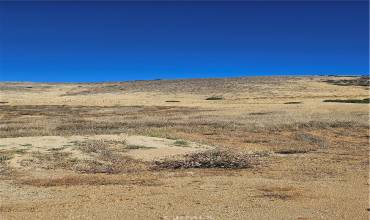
[[0, 1, 368, 82]]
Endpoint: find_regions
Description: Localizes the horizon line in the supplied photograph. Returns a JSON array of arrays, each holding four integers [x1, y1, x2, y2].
[[0, 73, 366, 84]]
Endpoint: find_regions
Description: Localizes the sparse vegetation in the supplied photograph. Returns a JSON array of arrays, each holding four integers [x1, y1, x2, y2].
[[275, 149, 311, 155], [284, 102, 302, 104], [0, 154, 11, 162], [14, 149, 28, 154], [249, 112, 273, 115], [125, 145, 154, 150], [323, 98, 369, 104], [273, 132, 327, 155], [205, 96, 223, 100], [256, 186, 300, 200], [75, 140, 147, 174], [296, 132, 327, 148], [152, 150, 255, 169], [47, 147, 66, 151], [324, 77, 369, 87], [173, 140, 189, 147]]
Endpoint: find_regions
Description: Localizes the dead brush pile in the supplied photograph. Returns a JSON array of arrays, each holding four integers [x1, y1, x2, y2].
[[152, 149, 258, 170]]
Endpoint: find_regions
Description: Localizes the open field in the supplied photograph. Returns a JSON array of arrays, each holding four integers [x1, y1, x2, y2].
[[0, 76, 369, 219]]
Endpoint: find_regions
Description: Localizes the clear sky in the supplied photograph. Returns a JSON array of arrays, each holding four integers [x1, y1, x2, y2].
[[0, 1, 368, 82]]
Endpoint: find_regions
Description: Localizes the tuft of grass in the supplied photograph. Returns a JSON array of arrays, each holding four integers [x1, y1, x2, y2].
[[0, 154, 11, 162], [173, 140, 189, 147], [14, 149, 27, 154], [20, 143, 32, 147], [249, 112, 273, 115], [125, 145, 155, 150], [323, 98, 369, 104], [47, 147, 66, 152], [275, 149, 311, 155], [205, 96, 223, 100], [256, 186, 300, 201], [152, 150, 255, 169], [284, 102, 302, 104]]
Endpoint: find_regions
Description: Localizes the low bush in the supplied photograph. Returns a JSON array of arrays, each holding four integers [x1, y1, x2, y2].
[[205, 96, 223, 100], [152, 150, 254, 169]]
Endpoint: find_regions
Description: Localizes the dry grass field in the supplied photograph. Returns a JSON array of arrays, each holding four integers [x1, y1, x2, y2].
[[0, 76, 369, 219]]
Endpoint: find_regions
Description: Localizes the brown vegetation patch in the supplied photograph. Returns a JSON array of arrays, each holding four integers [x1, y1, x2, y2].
[[323, 98, 369, 104], [17, 174, 161, 187], [15, 139, 148, 174], [75, 140, 148, 174], [256, 186, 302, 201], [61, 84, 126, 96], [205, 96, 223, 100], [274, 132, 327, 155], [324, 76, 369, 88], [284, 102, 302, 104], [152, 150, 260, 170]]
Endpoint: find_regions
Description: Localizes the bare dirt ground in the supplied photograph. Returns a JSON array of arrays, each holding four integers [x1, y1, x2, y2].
[[0, 76, 369, 219]]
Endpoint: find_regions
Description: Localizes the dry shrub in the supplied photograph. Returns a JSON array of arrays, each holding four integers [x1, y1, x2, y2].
[[152, 150, 256, 170]]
